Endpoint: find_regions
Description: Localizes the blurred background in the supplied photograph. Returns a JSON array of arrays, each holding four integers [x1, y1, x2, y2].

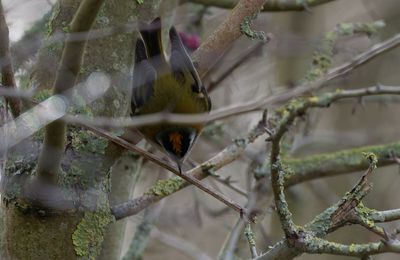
[[3, 0, 400, 259]]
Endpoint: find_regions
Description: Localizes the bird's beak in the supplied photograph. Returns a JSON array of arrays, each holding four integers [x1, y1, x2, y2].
[[175, 160, 183, 175]]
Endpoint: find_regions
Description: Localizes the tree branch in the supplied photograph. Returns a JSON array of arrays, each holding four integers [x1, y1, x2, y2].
[[110, 117, 267, 220], [36, 0, 106, 183], [192, 0, 267, 77], [371, 209, 400, 223], [253, 141, 400, 187], [207, 41, 264, 92], [122, 197, 165, 260], [60, 31, 400, 129], [82, 125, 246, 215], [260, 86, 400, 259], [152, 228, 213, 260], [269, 86, 398, 237]]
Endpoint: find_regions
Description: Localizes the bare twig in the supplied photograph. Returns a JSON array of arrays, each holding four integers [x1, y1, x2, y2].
[[122, 194, 165, 260], [0, 85, 34, 99], [269, 86, 395, 238], [186, 0, 336, 12], [69, 26, 399, 128], [255, 160, 378, 259], [207, 41, 264, 92], [110, 117, 266, 220], [60, 84, 400, 130], [213, 176, 248, 197], [258, 85, 400, 259], [152, 228, 213, 260], [5, 34, 395, 139], [188, 158, 248, 197], [218, 217, 246, 260], [83, 125, 245, 215]]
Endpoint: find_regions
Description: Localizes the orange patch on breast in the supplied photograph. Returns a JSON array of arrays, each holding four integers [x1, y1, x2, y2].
[[169, 132, 182, 155]]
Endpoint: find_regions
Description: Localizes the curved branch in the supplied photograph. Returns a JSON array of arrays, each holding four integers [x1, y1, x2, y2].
[[263, 86, 400, 259]]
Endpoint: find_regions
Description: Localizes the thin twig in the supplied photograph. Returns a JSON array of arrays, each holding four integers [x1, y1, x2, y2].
[[110, 117, 266, 220], [122, 181, 165, 260], [82, 124, 245, 215], [188, 158, 248, 197], [3, 34, 397, 149], [255, 163, 378, 259], [268, 86, 394, 238], [0, 84, 34, 99], [245, 223, 258, 258], [218, 217, 246, 260], [207, 41, 264, 92], [213, 177, 248, 197], [152, 228, 213, 260], [258, 86, 400, 259], [52, 29, 400, 131], [59, 83, 400, 128], [186, 0, 336, 12]]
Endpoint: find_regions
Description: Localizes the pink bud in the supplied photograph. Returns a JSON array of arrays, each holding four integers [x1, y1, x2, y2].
[[178, 31, 201, 50]]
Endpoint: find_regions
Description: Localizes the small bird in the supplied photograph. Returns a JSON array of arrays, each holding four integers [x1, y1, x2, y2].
[[131, 18, 211, 173]]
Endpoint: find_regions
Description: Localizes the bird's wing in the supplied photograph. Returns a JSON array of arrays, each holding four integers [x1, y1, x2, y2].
[[138, 17, 163, 59], [169, 26, 211, 111], [131, 38, 156, 114]]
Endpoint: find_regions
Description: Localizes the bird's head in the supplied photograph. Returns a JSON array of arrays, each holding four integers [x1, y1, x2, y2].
[[155, 126, 198, 172]]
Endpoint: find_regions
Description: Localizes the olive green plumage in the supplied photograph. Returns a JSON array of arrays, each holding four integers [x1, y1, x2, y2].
[[131, 17, 211, 169]]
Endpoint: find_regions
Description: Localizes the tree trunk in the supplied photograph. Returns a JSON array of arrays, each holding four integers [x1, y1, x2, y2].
[[1, 0, 159, 259]]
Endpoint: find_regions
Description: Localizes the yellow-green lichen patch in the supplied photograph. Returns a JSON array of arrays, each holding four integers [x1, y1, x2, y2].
[[240, 12, 267, 42], [70, 128, 107, 155], [355, 203, 379, 221], [33, 89, 52, 102], [202, 121, 224, 139], [362, 152, 378, 169], [45, 1, 61, 37], [201, 163, 218, 177], [304, 20, 384, 83], [72, 210, 115, 259], [337, 20, 385, 37], [148, 177, 185, 196]]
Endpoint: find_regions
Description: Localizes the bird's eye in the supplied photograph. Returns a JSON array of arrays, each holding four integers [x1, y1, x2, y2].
[[173, 71, 186, 85], [191, 83, 197, 92]]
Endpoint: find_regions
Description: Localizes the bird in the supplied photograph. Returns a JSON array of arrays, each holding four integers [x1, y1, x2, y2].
[[131, 17, 211, 173]]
